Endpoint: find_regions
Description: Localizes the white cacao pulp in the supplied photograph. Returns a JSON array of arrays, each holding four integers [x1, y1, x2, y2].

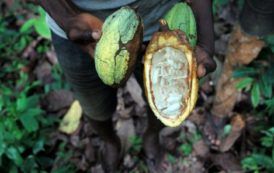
[[150, 47, 189, 117]]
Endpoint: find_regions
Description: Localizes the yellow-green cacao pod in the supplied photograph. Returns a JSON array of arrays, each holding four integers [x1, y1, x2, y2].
[[164, 2, 197, 47], [95, 7, 143, 87]]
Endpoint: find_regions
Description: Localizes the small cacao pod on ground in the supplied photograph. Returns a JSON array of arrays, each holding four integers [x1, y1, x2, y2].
[[164, 2, 197, 48], [95, 7, 143, 87], [144, 18, 198, 127]]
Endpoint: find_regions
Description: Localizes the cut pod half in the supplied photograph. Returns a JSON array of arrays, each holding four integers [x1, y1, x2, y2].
[[95, 7, 143, 87], [144, 27, 198, 127]]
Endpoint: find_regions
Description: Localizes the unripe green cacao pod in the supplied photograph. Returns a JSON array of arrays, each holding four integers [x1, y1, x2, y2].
[[164, 2, 197, 47], [95, 7, 143, 86]]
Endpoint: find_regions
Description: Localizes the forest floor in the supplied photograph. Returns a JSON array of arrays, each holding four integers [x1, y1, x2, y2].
[[1, 1, 273, 173]]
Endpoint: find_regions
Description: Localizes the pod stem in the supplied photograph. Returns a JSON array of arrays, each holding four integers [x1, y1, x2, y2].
[[159, 19, 170, 32]]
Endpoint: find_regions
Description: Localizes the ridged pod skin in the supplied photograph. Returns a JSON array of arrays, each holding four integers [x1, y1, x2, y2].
[[95, 7, 143, 87], [144, 21, 198, 127], [164, 2, 197, 48]]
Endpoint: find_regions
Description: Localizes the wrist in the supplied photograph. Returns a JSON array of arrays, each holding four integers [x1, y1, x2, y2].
[[198, 43, 214, 58], [40, 0, 80, 30]]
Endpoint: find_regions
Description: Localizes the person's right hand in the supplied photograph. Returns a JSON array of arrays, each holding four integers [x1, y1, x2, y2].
[[65, 13, 103, 58], [28, 0, 103, 58]]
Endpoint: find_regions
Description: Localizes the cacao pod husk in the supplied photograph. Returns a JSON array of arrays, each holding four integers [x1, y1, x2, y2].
[[144, 19, 198, 127], [164, 2, 197, 47], [95, 7, 143, 87]]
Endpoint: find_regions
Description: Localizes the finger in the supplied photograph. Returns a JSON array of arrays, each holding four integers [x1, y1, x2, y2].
[[89, 48, 95, 58], [196, 47, 216, 73], [87, 43, 95, 58], [68, 29, 93, 42], [92, 30, 101, 40], [204, 58, 216, 74], [197, 64, 206, 78]]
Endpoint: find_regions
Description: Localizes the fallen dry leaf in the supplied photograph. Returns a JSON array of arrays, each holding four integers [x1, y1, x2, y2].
[[193, 140, 209, 158], [219, 114, 245, 152], [210, 152, 242, 172], [116, 118, 136, 152], [46, 47, 58, 65], [34, 60, 53, 84], [59, 100, 82, 134], [43, 90, 74, 112], [212, 25, 265, 117], [126, 75, 146, 108]]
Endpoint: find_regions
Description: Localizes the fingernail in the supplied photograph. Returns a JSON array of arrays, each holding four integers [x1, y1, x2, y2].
[[92, 31, 101, 40]]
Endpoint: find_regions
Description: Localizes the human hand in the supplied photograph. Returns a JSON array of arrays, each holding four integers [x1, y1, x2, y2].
[[31, 0, 103, 58], [195, 45, 216, 78], [186, 0, 216, 77], [65, 13, 103, 57]]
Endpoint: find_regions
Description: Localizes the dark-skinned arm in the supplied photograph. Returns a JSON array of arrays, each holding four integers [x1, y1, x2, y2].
[[34, 0, 103, 56], [39, 0, 80, 30], [188, 0, 216, 77]]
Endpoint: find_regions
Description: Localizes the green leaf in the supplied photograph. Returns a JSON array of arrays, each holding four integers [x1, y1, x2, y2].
[[251, 83, 260, 107], [22, 156, 38, 172], [20, 19, 35, 33], [261, 136, 273, 148], [179, 143, 192, 156], [34, 18, 51, 39], [0, 142, 6, 157], [242, 156, 258, 171], [9, 166, 19, 173], [36, 156, 54, 168], [167, 154, 176, 164], [263, 34, 274, 53], [128, 136, 142, 153], [13, 128, 24, 140], [38, 7, 46, 17], [259, 74, 272, 98], [252, 154, 274, 171], [2, 86, 13, 95], [26, 95, 40, 108], [233, 67, 257, 78], [19, 109, 41, 132], [268, 127, 274, 134], [265, 98, 274, 114], [16, 96, 27, 112], [0, 123, 6, 157], [52, 165, 76, 173], [0, 96, 3, 112], [27, 108, 43, 117], [223, 124, 232, 136], [272, 148, 274, 161], [5, 146, 23, 166], [190, 130, 202, 143], [33, 139, 45, 154], [23, 80, 41, 93], [235, 77, 254, 90], [15, 36, 28, 51]]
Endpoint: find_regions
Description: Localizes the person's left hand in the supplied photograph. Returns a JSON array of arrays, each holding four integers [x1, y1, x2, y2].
[[195, 45, 216, 78]]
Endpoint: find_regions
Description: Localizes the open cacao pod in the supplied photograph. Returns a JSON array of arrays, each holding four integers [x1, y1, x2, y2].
[[144, 3, 198, 127]]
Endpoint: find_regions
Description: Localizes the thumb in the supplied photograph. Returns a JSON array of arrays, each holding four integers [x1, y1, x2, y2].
[[68, 28, 101, 43]]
